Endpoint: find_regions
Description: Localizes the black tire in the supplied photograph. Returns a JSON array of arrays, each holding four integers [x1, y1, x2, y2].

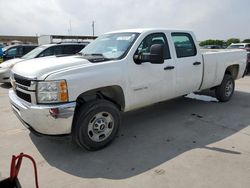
[[215, 74, 235, 102], [72, 99, 121, 151]]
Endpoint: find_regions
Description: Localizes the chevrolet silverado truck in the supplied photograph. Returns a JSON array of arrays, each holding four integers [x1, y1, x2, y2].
[[9, 29, 247, 150]]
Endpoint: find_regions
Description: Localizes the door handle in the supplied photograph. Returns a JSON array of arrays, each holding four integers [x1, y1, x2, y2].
[[164, 66, 175, 70], [193, 62, 201, 65]]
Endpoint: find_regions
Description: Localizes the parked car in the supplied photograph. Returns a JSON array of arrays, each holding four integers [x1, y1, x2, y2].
[[201, 45, 224, 49], [0, 47, 3, 64], [2, 44, 38, 62], [0, 42, 89, 83], [227, 43, 250, 51], [246, 52, 250, 74], [9, 28, 247, 150]]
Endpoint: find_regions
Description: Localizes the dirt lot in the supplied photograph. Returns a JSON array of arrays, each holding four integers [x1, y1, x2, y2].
[[0, 76, 250, 188]]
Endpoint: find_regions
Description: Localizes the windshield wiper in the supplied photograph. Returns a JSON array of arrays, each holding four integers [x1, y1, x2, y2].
[[82, 53, 104, 56], [81, 53, 111, 62]]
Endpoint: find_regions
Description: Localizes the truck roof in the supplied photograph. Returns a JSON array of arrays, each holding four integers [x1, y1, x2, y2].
[[41, 42, 89, 48], [106, 28, 193, 34]]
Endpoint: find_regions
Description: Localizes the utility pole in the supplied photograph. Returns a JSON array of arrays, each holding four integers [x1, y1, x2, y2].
[[69, 19, 72, 35], [92, 21, 95, 36]]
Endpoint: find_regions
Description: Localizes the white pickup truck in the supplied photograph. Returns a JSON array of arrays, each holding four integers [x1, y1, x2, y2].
[[9, 29, 247, 150]]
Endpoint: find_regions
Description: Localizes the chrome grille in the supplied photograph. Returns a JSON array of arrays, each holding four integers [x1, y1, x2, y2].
[[14, 74, 31, 87], [12, 74, 36, 103], [16, 90, 32, 103]]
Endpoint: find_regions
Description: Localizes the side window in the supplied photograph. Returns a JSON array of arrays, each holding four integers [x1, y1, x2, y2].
[[17, 46, 23, 56], [74, 45, 85, 53], [63, 45, 75, 54], [38, 47, 53, 57], [7, 47, 18, 57], [23, 46, 36, 54], [23, 46, 30, 54], [53, 46, 63, 55], [171, 33, 197, 58], [135, 33, 171, 60]]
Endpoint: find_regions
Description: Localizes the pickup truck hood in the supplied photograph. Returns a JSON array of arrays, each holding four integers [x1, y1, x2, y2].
[[12, 55, 91, 79]]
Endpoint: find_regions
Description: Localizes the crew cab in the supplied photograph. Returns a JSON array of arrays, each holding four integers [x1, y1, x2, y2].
[[0, 42, 89, 83], [9, 29, 247, 150]]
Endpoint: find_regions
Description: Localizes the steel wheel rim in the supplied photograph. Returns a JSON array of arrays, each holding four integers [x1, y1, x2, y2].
[[225, 80, 233, 97], [87, 112, 114, 142]]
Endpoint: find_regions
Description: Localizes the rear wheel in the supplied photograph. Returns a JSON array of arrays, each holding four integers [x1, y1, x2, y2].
[[72, 99, 121, 151], [215, 74, 235, 102]]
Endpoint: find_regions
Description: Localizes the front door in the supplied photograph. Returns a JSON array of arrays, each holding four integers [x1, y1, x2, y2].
[[127, 32, 175, 110]]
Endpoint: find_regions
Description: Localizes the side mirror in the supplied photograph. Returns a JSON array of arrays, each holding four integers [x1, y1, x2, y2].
[[134, 44, 164, 64], [149, 44, 164, 64]]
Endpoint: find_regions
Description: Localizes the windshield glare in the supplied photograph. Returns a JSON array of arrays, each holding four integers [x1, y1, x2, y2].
[[22, 46, 47, 59], [80, 32, 139, 60]]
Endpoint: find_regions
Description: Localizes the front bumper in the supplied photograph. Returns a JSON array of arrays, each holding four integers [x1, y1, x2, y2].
[[0, 68, 10, 83], [9, 89, 76, 135]]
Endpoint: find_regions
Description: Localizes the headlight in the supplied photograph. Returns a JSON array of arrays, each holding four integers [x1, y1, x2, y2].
[[37, 80, 68, 103]]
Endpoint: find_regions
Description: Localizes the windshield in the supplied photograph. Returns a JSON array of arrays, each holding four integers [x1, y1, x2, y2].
[[227, 45, 245, 49], [80, 32, 139, 61], [21, 46, 47, 59]]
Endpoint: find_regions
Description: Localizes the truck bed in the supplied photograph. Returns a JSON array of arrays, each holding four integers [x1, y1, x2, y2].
[[200, 49, 247, 90]]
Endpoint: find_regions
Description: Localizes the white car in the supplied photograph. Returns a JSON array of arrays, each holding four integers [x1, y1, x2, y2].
[[9, 28, 247, 150], [227, 43, 250, 74], [0, 43, 88, 83], [227, 43, 250, 50]]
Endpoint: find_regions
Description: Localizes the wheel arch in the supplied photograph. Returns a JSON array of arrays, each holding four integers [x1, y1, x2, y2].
[[225, 64, 239, 80], [71, 85, 125, 132]]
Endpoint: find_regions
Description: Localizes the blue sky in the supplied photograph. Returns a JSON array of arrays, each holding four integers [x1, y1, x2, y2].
[[0, 0, 249, 40]]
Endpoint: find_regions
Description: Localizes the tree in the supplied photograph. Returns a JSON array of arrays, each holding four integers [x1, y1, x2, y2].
[[226, 38, 240, 46], [199, 39, 225, 46], [242, 39, 250, 43]]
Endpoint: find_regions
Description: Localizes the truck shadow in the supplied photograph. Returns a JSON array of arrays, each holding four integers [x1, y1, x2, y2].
[[29, 90, 250, 180]]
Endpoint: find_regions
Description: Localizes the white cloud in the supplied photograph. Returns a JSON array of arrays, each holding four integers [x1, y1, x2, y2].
[[0, 0, 249, 40]]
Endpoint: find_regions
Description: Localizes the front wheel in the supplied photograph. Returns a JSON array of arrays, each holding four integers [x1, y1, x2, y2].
[[72, 100, 121, 151], [215, 74, 235, 102]]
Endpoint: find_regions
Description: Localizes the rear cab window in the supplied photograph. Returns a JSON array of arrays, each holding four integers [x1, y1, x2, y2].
[[171, 33, 197, 58]]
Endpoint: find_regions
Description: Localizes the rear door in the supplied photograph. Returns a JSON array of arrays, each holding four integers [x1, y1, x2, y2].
[[171, 32, 203, 96]]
